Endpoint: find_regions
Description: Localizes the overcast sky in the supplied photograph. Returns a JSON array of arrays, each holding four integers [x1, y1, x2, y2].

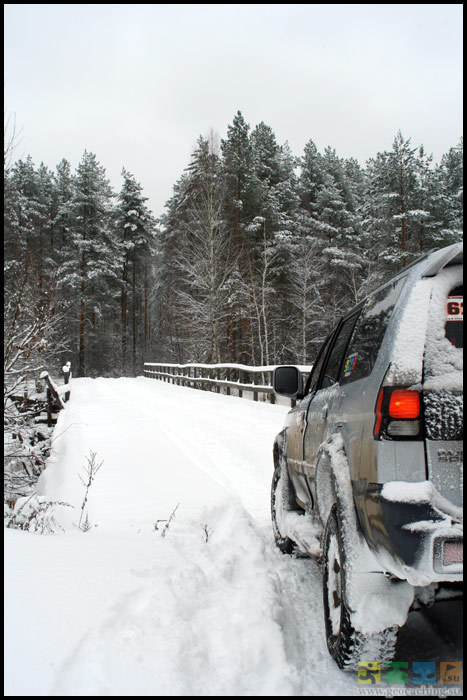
[[4, 3, 463, 218]]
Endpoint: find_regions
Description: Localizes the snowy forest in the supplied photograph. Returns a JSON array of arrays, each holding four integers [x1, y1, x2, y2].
[[4, 110, 463, 386]]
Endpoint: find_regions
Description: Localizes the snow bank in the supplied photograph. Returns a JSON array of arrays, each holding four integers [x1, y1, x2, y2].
[[50, 504, 295, 697]]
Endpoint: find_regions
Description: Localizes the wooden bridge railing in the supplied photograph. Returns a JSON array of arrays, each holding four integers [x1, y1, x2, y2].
[[39, 362, 72, 426], [143, 362, 311, 406]]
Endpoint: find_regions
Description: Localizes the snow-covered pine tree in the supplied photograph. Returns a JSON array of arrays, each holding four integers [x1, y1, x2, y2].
[[155, 175, 189, 361], [61, 151, 116, 376], [292, 140, 329, 359], [5, 157, 56, 296], [114, 168, 157, 374], [293, 142, 367, 359], [247, 123, 299, 364], [435, 139, 463, 244], [363, 131, 426, 281], [220, 111, 257, 362], [316, 148, 367, 324], [363, 131, 463, 293], [51, 159, 74, 256]]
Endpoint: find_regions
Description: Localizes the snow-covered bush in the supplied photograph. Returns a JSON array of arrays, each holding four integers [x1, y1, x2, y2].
[[4, 495, 73, 534], [4, 395, 53, 505]]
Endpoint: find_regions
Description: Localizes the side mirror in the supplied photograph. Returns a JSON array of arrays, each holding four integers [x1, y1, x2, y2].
[[273, 366, 304, 398]]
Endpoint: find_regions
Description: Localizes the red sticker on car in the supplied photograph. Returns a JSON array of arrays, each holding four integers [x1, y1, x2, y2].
[[447, 296, 463, 321]]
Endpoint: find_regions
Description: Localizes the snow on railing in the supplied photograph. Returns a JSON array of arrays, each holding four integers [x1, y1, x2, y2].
[[39, 362, 72, 426], [143, 362, 311, 406]]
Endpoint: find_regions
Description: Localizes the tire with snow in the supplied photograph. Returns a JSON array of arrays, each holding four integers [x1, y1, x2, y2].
[[322, 503, 398, 670], [271, 446, 301, 554]]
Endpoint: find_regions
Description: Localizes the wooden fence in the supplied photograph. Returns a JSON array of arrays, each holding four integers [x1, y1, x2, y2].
[[39, 362, 72, 426], [8, 363, 73, 429], [143, 362, 310, 406]]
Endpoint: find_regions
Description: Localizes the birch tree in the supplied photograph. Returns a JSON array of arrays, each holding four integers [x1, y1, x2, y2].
[[165, 134, 233, 362]]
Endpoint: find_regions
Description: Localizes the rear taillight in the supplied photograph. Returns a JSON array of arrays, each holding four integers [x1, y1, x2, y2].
[[388, 389, 420, 419], [374, 387, 421, 440]]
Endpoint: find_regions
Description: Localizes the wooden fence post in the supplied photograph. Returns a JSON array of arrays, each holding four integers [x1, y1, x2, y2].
[[269, 370, 275, 404], [40, 371, 65, 426], [62, 361, 71, 402]]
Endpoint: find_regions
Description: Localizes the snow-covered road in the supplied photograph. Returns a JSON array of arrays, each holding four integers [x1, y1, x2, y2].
[[4, 378, 462, 696]]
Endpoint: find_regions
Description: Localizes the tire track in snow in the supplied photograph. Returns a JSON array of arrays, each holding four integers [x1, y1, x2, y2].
[[52, 504, 298, 696], [94, 377, 287, 520], [81, 378, 359, 694]]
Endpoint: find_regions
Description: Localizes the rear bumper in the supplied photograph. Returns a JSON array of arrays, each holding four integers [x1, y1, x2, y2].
[[366, 481, 463, 586]]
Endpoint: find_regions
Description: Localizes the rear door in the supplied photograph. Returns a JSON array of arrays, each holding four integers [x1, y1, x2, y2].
[[302, 312, 360, 503]]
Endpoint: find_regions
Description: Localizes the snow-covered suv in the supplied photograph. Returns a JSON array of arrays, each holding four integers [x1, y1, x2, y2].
[[271, 243, 463, 670]]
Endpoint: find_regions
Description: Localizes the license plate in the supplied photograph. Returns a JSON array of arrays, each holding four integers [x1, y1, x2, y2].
[[443, 540, 463, 566]]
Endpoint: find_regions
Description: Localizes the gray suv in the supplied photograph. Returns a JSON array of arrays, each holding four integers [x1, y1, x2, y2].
[[271, 243, 463, 670]]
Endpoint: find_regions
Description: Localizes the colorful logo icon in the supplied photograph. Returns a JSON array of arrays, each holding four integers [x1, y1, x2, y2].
[[358, 662, 381, 684], [357, 662, 462, 686], [440, 662, 463, 685], [385, 662, 408, 685], [412, 661, 436, 685]]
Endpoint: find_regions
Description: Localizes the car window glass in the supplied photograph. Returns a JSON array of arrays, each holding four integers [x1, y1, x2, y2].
[[341, 277, 406, 385], [307, 333, 334, 395], [319, 313, 360, 388]]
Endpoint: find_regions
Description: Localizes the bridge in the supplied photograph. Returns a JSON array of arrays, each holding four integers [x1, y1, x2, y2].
[[5, 373, 463, 696]]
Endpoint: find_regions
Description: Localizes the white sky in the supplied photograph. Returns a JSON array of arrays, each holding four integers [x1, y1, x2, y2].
[[4, 3, 463, 218]]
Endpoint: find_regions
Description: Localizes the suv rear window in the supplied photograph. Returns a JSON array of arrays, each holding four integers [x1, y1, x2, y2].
[[341, 277, 406, 385]]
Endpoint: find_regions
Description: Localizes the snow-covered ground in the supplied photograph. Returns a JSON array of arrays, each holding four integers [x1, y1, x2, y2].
[[4, 378, 462, 696]]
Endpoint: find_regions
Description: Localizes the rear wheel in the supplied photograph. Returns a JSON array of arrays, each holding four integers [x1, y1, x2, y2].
[[322, 504, 398, 670]]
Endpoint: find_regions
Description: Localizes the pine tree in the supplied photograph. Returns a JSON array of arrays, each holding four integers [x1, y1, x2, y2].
[[61, 151, 116, 376], [5, 157, 56, 296], [293, 140, 329, 357], [435, 139, 463, 243], [247, 124, 299, 364], [364, 132, 425, 279], [220, 111, 258, 361], [114, 168, 157, 373], [363, 131, 463, 291], [51, 159, 74, 256], [317, 148, 366, 316]]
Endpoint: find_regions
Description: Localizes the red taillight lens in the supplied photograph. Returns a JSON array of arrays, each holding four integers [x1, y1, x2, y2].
[[374, 387, 422, 439], [388, 390, 420, 419]]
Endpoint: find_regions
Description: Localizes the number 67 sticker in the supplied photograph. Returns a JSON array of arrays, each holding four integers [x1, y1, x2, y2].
[[447, 296, 463, 321]]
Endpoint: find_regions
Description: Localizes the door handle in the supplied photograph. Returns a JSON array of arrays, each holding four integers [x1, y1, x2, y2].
[[321, 406, 328, 420]]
